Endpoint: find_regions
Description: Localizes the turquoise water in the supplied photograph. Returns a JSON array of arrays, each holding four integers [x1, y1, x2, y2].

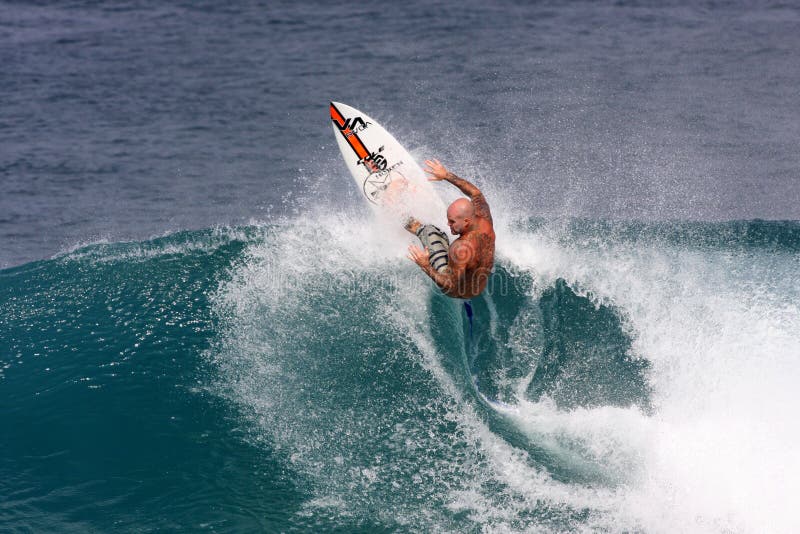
[[3, 218, 799, 532]]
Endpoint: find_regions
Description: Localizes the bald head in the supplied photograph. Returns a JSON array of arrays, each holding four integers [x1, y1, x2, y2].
[[446, 198, 474, 236], [448, 198, 474, 218]]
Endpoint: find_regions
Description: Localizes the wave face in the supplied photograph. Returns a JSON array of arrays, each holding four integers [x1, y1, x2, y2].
[[2, 218, 799, 532]]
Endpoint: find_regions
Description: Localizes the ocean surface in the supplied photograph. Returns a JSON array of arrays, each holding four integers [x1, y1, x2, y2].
[[2, 1, 800, 532]]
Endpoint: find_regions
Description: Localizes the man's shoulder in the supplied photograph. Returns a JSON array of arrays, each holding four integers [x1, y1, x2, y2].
[[476, 218, 495, 236], [454, 231, 490, 253]]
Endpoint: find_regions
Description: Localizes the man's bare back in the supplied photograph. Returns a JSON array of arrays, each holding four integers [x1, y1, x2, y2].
[[407, 159, 495, 299]]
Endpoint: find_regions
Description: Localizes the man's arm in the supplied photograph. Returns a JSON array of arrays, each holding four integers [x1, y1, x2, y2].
[[424, 159, 492, 222], [407, 240, 473, 297]]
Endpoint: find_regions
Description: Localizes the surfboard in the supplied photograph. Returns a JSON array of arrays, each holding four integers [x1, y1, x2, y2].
[[329, 102, 445, 224]]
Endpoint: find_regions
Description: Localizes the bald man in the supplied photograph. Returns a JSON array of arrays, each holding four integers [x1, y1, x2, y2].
[[406, 159, 495, 299]]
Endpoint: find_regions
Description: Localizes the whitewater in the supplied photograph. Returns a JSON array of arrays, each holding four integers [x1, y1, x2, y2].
[[208, 201, 800, 532], [4, 197, 798, 532]]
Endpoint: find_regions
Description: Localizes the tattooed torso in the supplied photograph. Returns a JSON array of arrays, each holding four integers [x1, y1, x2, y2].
[[446, 192, 495, 299]]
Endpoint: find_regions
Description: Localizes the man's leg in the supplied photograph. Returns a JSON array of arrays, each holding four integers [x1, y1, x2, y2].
[[406, 219, 450, 273]]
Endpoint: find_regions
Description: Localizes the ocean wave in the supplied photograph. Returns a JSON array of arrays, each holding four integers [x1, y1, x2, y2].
[[2, 217, 799, 532]]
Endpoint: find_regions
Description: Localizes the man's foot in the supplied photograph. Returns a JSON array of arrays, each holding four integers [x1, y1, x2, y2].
[[403, 217, 422, 235]]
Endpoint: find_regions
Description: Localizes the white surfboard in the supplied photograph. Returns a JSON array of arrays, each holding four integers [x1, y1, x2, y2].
[[329, 102, 445, 225]]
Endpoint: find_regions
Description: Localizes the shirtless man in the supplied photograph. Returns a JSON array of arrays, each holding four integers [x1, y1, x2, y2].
[[406, 159, 495, 299]]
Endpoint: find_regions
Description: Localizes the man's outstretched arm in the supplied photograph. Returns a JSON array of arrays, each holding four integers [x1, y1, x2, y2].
[[424, 159, 492, 222]]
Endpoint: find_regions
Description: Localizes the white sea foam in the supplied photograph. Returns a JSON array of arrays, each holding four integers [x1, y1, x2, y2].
[[209, 201, 800, 532], [498, 215, 800, 533]]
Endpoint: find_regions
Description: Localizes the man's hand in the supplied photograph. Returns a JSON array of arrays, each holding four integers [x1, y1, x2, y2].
[[407, 244, 431, 270], [424, 158, 487, 211], [424, 159, 448, 181]]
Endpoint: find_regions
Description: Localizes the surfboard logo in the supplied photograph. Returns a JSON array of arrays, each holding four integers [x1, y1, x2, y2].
[[363, 161, 403, 203], [357, 146, 388, 173], [339, 117, 371, 137]]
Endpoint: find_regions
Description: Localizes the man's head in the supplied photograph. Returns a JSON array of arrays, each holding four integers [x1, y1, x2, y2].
[[447, 198, 474, 236]]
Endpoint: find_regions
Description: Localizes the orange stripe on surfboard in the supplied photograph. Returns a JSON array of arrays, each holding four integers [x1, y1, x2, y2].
[[329, 103, 346, 127], [330, 102, 370, 161]]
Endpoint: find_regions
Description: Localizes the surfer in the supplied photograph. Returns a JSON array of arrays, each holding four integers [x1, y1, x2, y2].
[[406, 159, 495, 299]]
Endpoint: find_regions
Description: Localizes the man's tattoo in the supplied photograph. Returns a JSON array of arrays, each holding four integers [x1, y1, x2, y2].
[[445, 172, 492, 222], [472, 194, 492, 222]]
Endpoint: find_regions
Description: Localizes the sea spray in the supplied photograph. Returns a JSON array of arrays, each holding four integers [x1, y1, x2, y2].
[[3, 218, 798, 532]]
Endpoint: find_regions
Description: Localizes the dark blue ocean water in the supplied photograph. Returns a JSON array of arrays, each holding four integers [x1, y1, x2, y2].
[[2, 0, 800, 268], [3, 1, 800, 532]]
